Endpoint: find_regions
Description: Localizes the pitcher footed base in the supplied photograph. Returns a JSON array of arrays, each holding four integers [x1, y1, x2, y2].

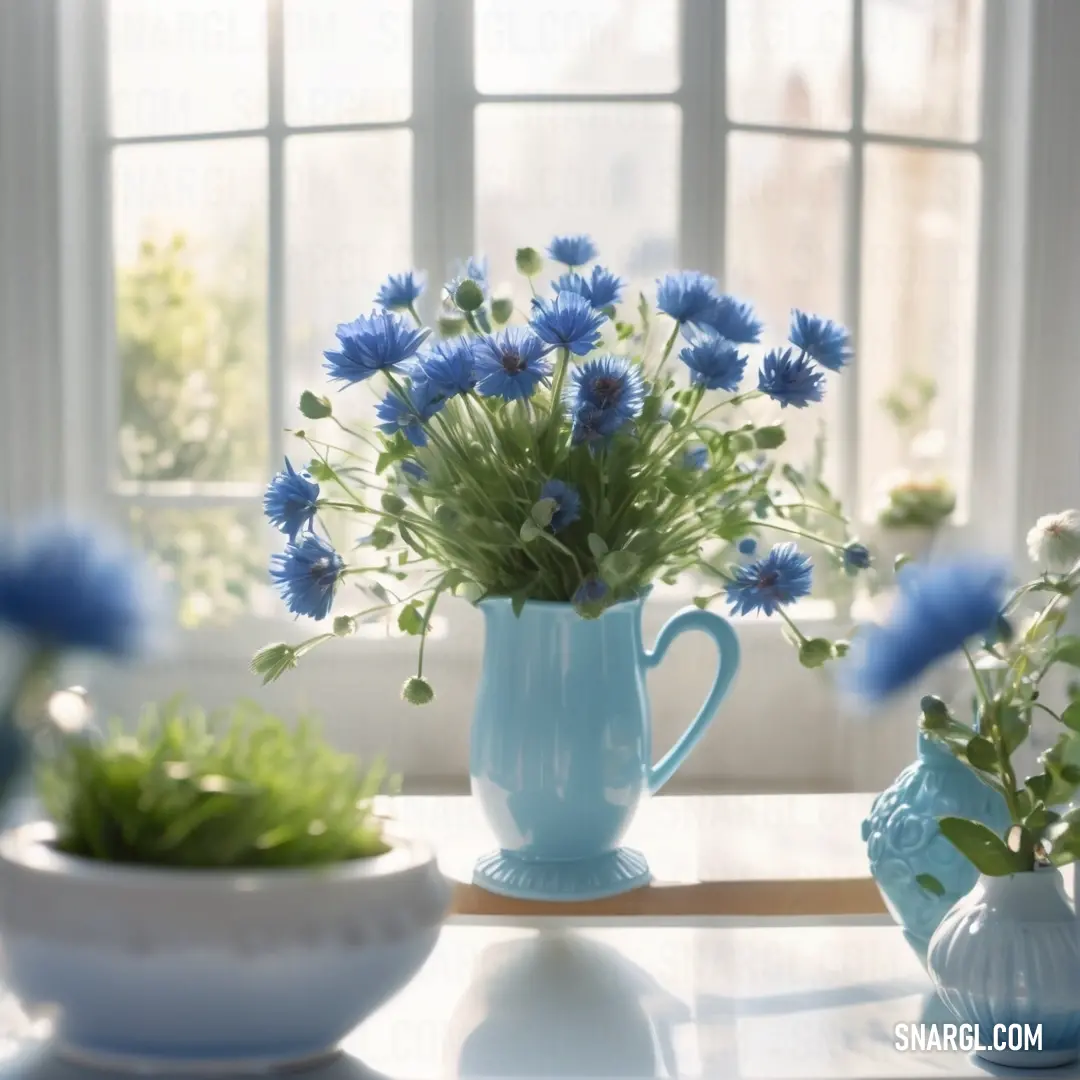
[[473, 847, 650, 902]]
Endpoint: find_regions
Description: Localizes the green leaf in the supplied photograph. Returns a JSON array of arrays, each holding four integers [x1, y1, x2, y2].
[[798, 638, 834, 669], [381, 493, 406, 515], [515, 247, 543, 276], [250, 643, 297, 685], [637, 292, 650, 333], [964, 735, 999, 773], [375, 435, 412, 475], [519, 520, 542, 543], [397, 604, 426, 636], [1062, 701, 1080, 733], [668, 408, 687, 429], [307, 459, 335, 483], [490, 297, 514, 325], [299, 390, 333, 419], [599, 549, 641, 584], [915, 873, 945, 897], [1054, 635, 1080, 667], [729, 431, 756, 454], [370, 527, 395, 550], [999, 706, 1030, 754], [587, 533, 609, 559], [332, 616, 356, 637], [1023, 805, 1060, 831], [615, 321, 635, 340], [511, 591, 528, 618], [692, 596, 709, 610], [753, 425, 786, 450], [1026, 772, 1053, 802], [531, 498, 557, 529], [937, 817, 1031, 875]]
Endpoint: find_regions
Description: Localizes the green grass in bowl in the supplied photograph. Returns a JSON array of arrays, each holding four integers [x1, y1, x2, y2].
[[36, 699, 394, 868]]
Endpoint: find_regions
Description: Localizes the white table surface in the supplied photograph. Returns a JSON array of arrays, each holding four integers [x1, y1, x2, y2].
[[0, 918, 1065, 1080]]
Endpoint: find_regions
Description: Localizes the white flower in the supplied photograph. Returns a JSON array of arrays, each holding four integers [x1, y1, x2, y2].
[[1027, 510, 1080, 567]]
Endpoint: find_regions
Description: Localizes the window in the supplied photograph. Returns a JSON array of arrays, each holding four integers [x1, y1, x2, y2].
[[50, 0, 1019, 786]]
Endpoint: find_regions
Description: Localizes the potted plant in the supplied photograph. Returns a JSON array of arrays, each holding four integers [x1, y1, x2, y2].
[[254, 237, 869, 900], [871, 371, 956, 573], [848, 513, 1080, 1068], [0, 698, 450, 1073]]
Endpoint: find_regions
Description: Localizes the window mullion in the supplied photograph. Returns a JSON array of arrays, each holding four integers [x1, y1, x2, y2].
[[679, 0, 719, 274], [412, 0, 440, 317], [433, 0, 476, 278], [266, 0, 286, 472], [840, 0, 865, 518]]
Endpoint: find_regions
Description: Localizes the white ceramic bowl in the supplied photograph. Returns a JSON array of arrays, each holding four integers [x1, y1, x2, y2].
[[0, 821, 451, 1074]]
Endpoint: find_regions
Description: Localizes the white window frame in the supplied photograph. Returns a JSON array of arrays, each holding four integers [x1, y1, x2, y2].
[[0, 0, 1059, 790]]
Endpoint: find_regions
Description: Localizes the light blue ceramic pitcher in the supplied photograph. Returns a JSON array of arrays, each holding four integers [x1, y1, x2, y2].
[[470, 594, 740, 901]]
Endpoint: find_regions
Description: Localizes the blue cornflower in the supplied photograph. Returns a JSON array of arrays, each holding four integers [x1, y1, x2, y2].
[[323, 312, 431, 385], [473, 327, 554, 402], [264, 458, 320, 541], [842, 542, 872, 571], [684, 444, 709, 470], [416, 337, 477, 398], [790, 310, 852, 371], [568, 404, 609, 447], [530, 291, 607, 356], [737, 537, 758, 556], [540, 480, 582, 532], [725, 542, 813, 617], [564, 355, 646, 441], [375, 381, 446, 447], [400, 460, 428, 484], [547, 234, 598, 268], [0, 524, 155, 658], [700, 295, 763, 344], [845, 557, 1008, 701], [583, 265, 625, 309], [375, 270, 425, 312], [656, 271, 719, 327], [679, 333, 747, 391], [554, 266, 625, 310], [270, 533, 345, 621], [573, 576, 609, 607], [757, 348, 825, 409]]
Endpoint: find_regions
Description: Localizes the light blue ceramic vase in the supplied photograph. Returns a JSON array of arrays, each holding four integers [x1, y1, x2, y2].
[[862, 732, 1010, 958], [470, 595, 740, 901], [928, 868, 1080, 1069]]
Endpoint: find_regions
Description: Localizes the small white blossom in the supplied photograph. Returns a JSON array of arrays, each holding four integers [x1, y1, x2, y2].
[[1027, 510, 1080, 568]]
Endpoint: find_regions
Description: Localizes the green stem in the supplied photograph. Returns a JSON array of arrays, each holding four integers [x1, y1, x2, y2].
[[750, 519, 846, 552], [535, 530, 584, 579], [963, 645, 990, 709], [777, 606, 809, 646], [652, 321, 681, 382], [1031, 701, 1065, 726], [774, 502, 849, 524], [548, 347, 570, 417]]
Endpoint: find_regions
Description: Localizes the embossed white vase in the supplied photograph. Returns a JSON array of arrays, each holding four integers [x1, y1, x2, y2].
[[0, 820, 451, 1074], [927, 867, 1080, 1069]]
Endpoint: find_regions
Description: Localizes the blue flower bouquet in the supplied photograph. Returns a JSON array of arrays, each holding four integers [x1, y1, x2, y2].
[[255, 235, 868, 702]]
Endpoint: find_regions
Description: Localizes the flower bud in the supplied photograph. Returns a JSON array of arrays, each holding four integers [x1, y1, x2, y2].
[[401, 676, 435, 706]]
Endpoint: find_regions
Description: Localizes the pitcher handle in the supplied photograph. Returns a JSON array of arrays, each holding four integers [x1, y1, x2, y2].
[[643, 607, 740, 794]]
